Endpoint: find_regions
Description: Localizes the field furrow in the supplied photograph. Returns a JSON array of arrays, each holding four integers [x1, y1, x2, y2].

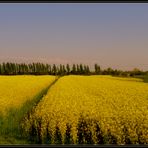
[[0, 75, 56, 143]]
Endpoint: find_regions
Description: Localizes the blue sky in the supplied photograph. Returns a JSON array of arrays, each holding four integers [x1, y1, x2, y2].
[[0, 3, 148, 70]]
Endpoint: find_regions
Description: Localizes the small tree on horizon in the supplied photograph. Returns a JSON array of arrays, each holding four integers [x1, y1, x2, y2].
[[94, 64, 101, 75]]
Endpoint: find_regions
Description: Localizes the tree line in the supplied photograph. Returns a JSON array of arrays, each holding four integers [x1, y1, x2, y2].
[[0, 62, 147, 76], [0, 62, 90, 75]]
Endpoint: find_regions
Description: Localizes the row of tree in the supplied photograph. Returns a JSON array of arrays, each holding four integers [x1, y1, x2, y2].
[[0, 62, 147, 76], [0, 62, 90, 75]]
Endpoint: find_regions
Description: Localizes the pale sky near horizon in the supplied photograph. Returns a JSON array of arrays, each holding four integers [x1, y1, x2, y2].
[[0, 3, 148, 70]]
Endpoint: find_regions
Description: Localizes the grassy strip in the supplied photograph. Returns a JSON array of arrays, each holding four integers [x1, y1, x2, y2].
[[0, 76, 60, 144], [134, 75, 148, 83], [112, 75, 148, 83]]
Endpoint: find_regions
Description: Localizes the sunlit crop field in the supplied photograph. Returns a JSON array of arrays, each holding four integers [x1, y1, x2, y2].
[[0, 76, 56, 116], [22, 75, 148, 144]]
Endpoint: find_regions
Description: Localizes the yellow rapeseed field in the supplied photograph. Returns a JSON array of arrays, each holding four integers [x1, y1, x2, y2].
[[22, 75, 148, 144], [0, 75, 56, 116]]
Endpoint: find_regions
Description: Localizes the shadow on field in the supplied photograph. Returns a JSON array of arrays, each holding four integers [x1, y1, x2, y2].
[[77, 116, 94, 144], [0, 76, 59, 144], [27, 115, 116, 144], [27, 114, 148, 145]]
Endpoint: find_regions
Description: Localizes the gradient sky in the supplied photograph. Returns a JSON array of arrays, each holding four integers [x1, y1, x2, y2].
[[0, 3, 148, 70]]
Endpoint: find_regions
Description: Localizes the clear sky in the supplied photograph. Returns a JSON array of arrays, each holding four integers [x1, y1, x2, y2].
[[0, 3, 148, 70]]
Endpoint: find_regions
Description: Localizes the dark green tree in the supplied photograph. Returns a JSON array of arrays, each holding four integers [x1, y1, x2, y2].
[[52, 64, 57, 75], [0, 64, 1, 74], [66, 64, 70, 75], [62, 65, 66, 75], [86, 65, 90, 74], [94, 64, 101, 75], [106, 67, 114, 75], [59, 64, 63, 75], [80, 64, 84, 74], [76, 64, 80, 75], [71, 64, 76, 74]]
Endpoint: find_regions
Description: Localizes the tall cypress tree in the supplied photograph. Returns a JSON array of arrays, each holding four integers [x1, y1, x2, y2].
[[33, 63, 36, 74], [3, 63, 7, 75], [83, 65, 87, 75], [0, 63, 3, 74], [15, 63, 18, 74], [11, 63, 15, 75], [62, 65, 66, 75], [86, 65, 90, 75], [80, 64, 84, 74], [21, 63, 24, 75], [0, 64, 1, 75], [47, 64, 50, 74], [52, 64, 57, 75], [58, 64, 63, 75], [56, 66, 60, 75], [72, 64, 76, 74], [45, 64, 49, 74], [6, 62, 11, 75], [41, 63, 44, 74], [25, 63, 29, 74], [66, 64, 70, 75], [76, 64, 80, 75], [94, 64, 101, 75]]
